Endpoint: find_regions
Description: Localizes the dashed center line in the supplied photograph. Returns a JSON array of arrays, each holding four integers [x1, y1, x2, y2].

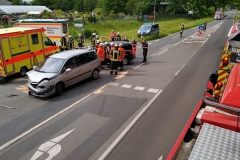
[[134, 86, 145, 91], [158, 49, 168, 55], [121, 84, 132, 88], [147, 88, 159, 93], [109, 82, 119, 86]]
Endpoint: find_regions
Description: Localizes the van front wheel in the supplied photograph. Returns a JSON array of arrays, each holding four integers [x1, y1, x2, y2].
[[55, 83, 63, 96]]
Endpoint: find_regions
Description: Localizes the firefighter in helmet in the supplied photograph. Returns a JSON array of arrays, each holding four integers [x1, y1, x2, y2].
[[60, 34, 67, 51], [110, 43, 120, 75], [68, 35, 74, 50]]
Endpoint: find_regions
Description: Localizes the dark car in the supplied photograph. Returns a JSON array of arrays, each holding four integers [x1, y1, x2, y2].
[[107, 41, 134, 65]]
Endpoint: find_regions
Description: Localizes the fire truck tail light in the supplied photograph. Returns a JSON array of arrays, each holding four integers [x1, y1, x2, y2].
[[222, 57, 229, 66], [216, 82, 222, 90]]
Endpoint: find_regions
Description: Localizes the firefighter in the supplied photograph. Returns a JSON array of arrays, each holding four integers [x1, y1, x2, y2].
[[131, 37, 137, 57], [115, 32, 121, 41], [118, 43, 125, 71], [77, 34, 84, 48], [110, 43, 120, 75], [104, 42, 111, 68], [90, 33, 96, 48], [110, 42, 115, 51], [97, 43, 105, 69], [180, 23, 184, 38], [68, 35, 74, 50], [109, 30, 116, 41], [95, 40, 100, 52], [60, 34, 67, 51]]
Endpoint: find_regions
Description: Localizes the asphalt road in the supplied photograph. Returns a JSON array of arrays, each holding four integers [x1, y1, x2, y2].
[[0, 12, 234, 160]]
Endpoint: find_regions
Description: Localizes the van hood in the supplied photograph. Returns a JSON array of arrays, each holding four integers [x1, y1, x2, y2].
[[138, 29, 150, 33], [27, 70, 58, 83]]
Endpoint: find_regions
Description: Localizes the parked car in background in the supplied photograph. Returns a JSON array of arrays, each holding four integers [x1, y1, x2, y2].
[[137, 23, 159, 38], [27, 49, 101, 98]]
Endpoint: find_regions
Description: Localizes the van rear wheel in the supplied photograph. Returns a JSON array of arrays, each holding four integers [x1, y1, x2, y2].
[[92, 69, 99, 80], [123, 57, 129, 65], [55, 83, 63, 96], [20, 67, 28, 77]]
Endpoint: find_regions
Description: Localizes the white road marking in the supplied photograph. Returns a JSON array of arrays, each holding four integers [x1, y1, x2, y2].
[[0, 104, 15, 109], [155, 39, 159, 41], [158, 155, 163, 160], [147, 88, 159, 93], [158, 49, 168, 55], [174, 42, 181, 46], [175, 65, 185, 75], [98, 90, 163, 160], [31, 129, 74, 160], [0, 83, 110, 151], [133, 63, 144, 69], [148, 42, 152, 44], [190, 51, 197, 58], [134, 86, 145, 91], [109, 82, 119, 86], [121, 84, 132, 88]]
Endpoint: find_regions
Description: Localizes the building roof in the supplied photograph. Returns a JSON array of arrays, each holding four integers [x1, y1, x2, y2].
[[0, 5, 52, 14], [0, 0, 11, 5]]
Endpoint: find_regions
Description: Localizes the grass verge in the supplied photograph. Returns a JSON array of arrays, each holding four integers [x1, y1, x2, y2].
[[69, 17, 213, 45]]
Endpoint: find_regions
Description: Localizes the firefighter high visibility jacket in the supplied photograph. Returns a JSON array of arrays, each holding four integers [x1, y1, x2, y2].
[[118, 47, 125, 61], [97, 46, 105, 62], [60, 36, 67, 48], [110, 49, 120, 61]]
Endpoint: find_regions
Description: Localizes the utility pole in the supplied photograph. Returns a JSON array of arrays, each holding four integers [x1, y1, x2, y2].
[[153, 0, 156, 23]]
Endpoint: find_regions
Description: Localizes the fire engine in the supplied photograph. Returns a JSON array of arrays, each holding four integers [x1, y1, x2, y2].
[[0, 27, 59, 82], [167, 61, 240, 159]]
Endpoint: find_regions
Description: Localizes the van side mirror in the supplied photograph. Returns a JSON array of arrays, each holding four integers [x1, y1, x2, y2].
[[65, 68, 71, 73], [204, 89, 213, 99], [33, 66, 37, 70]]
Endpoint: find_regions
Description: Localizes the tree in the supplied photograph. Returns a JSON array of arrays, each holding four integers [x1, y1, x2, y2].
[[12, 0, 20, 5]]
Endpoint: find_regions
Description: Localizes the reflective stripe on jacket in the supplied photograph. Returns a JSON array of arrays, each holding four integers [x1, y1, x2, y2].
[[111, 50, 120, 61]]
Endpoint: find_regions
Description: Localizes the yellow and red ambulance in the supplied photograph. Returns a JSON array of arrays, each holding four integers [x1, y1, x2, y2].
[[14, 19, 69, 47], [0, 27, 59, 82]]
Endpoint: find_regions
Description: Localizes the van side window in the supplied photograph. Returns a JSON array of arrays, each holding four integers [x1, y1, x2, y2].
[[87, 51, 98, 62], [31, 34, 39, 44], [62, 57, 76, 73], [75, 54, 89, 67]]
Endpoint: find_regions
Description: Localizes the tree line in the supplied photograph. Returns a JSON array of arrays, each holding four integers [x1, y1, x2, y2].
[[9, 0, 240, 17]]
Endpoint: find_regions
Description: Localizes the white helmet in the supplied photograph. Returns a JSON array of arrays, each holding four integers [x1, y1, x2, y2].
[[182, 23, 184, 25], [110, 42, 114, 46], [79, 34, 81, 36], [117, 32, 120, 34], [99, 43, 103, 46], [115, 43, 119, 47], [119, 43, 123, 46], [62, 34, 66, 36], [69, 35, 71, 37], [105, 42, 108, 45], [93, 33, 96, 35], [97, 40, 100, 43], [96, 35, 99, 38]]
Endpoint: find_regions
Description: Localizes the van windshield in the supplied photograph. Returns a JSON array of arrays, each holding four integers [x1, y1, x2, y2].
[[35, 57, 65, 73], [140, 25, 151, 30]]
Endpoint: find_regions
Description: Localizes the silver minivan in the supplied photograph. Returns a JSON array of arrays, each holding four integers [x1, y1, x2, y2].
[[27, 49, 101, 98]]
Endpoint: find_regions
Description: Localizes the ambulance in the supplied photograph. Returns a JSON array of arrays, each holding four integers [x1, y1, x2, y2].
[[14, 19, 69, 46], [0, 27, 60, 82]]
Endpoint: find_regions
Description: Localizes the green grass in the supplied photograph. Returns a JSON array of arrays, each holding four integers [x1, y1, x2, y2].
[[69, 17, 213, 45]]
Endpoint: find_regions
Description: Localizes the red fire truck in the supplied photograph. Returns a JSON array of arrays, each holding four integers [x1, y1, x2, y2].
[[167, 62, 240, 159]]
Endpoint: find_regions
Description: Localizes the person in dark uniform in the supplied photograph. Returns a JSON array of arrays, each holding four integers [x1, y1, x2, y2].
[[77, 34, 84, 48], [60, 34, 67, 51], [109, 44, 120, 75], [141, 39, 148, 63], [68, 35, 74, 50]]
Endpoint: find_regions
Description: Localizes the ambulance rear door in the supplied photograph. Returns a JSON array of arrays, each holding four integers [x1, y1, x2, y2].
[[0, 38, 14, 75]]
